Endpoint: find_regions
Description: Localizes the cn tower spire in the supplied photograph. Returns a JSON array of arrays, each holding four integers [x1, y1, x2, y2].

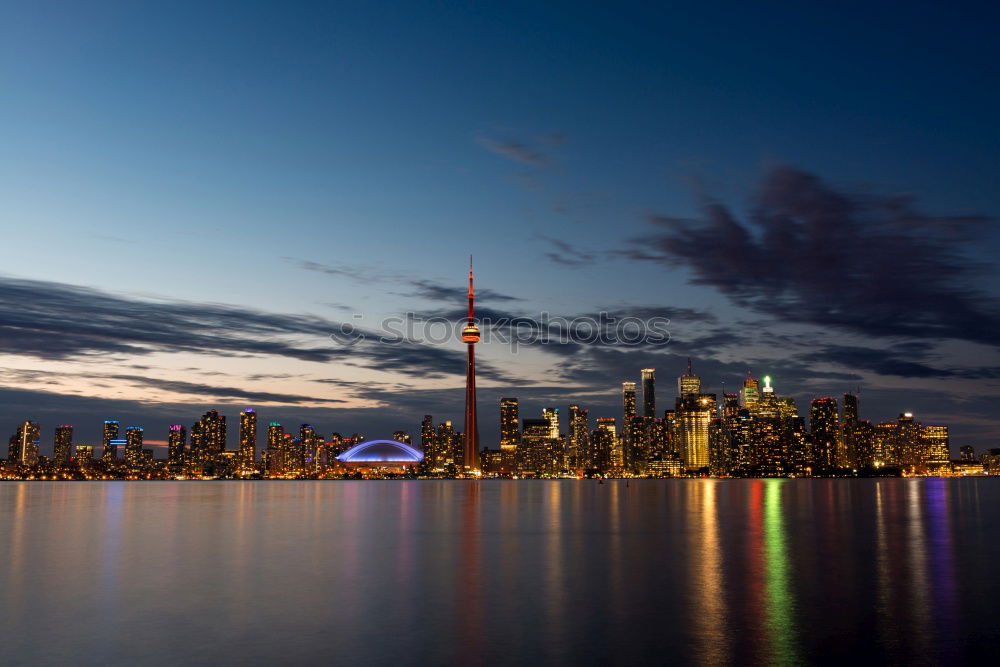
[[461, 258, 481, 472], [468, 255, 474, 320]]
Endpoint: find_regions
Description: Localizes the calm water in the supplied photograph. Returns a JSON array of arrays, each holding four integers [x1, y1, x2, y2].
[[0, 479, 996, 665]]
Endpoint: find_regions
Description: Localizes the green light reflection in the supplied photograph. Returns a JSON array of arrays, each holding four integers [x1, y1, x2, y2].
[[764, 479, 799, 665]]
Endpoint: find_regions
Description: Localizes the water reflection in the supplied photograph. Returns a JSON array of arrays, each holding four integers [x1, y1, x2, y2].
[[692, 480, 729, 665], [906, 481, 931, 658], [0, 480, 995, 665], [924, 479, 958, 660], [763, 479, 798, 665]]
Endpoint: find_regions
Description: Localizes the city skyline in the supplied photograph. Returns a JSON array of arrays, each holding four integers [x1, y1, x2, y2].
[[0, 356, 971, 471], [2, 3, 998, 451]]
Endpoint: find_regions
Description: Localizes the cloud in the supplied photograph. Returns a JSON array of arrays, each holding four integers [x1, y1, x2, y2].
[[475, 136, 549, 166], [537, 235, 597, 266], [105, 375, 345, 405], [0, 275, 513, 381], [626, 164, 1000, 347], [289, 258, 521, 305], [400, 279, 521, 304], [802, 344, 1000, 379]]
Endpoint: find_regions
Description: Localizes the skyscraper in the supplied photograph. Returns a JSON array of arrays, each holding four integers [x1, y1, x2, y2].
[[520, 418, 562, 476], [167, 425, 186, 467], [678, 358, 701, 397], [741, 373, 760, 413], [240, 409, 257, 473], [841, 393, 859, 468], [102, 420, 120, 462], [266, 422, 284, 475], [421, 415, 435, 450], [300, 424, 317, 472], [54, 425, 73, 467], [676, 393, 714, 471], [499, 398, 519, 472], [809, 398, 840, 469], [622, 382, 637, 421], [896, 412, 922, 469], [542, 407, 560, 439], [922, 424, 949, 468], [190, 410, 226, 472], [590, 418, 617, 473], [641, 368, 656, 418], [9, 420, 40, 465], [461, 260, 480, 471], [124, 426, 144, 470], [568, 404, 589, 471]]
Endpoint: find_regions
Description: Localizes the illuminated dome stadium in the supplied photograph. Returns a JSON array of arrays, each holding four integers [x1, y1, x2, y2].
[[337, 440, 423, 464]]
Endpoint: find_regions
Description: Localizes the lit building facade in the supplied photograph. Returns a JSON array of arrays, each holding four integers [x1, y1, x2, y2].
[[54, 425, 73, 467], [641, 368, 656, 418], [239, 409, 257, 473]]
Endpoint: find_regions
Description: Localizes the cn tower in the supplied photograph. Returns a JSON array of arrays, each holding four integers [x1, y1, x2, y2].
[[461, 258, 480, 471]]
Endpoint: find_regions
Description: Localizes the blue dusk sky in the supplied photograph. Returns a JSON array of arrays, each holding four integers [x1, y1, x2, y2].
[[1, 1, 998, 452]]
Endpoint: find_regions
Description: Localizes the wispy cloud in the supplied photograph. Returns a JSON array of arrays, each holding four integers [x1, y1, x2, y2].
[[0, 275, 514, 381], [537, 235, 598, 266], [475, 136, 549, 166]]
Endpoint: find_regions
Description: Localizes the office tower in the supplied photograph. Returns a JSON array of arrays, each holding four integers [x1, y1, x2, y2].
[[896, 412, 923, 469], [960, 445, 975, 461], [841, 393, 859, 468], [622, 382, 637, 420], [167, 425, 186, 467], [621, 382, 638, 468], [299, 425, 317, 472], [436, 420, 459, 470], [740, 373, 760, 413], [240, 409, 257, 472], [641, 368, 656, 417], [755, 378, 796, 421], [520, 418, 562, 476], [499, 398, 519, 472], [189, 410, 226, 471], [710, 395, 741, 476], [202, 410, 227, 456], [678, 358, 701, 397], [421, 415, 435, 450], [709, 413, 732, 476], [873, 421, 899, 467], [102, 420, 120, 462], [419, 416, 436, 472], [480, 448, 503, 475], [676, 394, 714, 471], [842, 393, 859, 422], [588, 418, 617, 473], [461, 259, 481, 471], [568, 405, 589, 471], [54, 425, 73, 467], [266, 422, 284, 475], [9, 420, 40, 465], [722, 393, 740, 418], [287, 435, 305, 475], [74, 445, 94, 465], [853, 420, 876, 469], [542, 407, 560, 439], [392, 431, 412, 445], [922, 424, 949, 468], [124, 426, 144, 470], [809, 398, 840, 469]]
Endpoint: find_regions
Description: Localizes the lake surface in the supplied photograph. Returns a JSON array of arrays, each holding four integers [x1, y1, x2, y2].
[[0, 479, 996, 665]]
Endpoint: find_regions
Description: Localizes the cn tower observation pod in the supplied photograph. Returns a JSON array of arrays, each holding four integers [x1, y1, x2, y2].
[[336, 440, 424, 464]]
